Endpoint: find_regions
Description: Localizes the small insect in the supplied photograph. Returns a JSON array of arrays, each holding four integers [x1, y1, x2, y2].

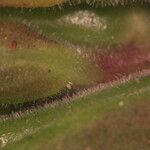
[[65, 81, 76, 97]]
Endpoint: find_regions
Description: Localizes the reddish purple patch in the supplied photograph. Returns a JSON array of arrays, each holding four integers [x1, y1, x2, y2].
[[10, 40, 17, 50], [94, 43, 150, 82]]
